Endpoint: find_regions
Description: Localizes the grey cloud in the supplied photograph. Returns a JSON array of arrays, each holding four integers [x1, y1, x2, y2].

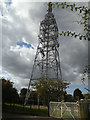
[[1, 2, 88, 91]]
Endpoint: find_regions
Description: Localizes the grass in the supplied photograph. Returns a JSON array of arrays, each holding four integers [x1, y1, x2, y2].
[[2, 103, 48, 116], [50, 109, 78, 119]]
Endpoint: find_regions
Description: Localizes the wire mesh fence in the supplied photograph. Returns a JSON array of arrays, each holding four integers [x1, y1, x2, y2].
[[49, 101, 79, 120]]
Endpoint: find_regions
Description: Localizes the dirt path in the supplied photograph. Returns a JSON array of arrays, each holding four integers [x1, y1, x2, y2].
[[2, 113, 62, 120]]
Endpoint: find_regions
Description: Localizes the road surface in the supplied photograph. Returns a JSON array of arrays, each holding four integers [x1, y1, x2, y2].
[[2, 113, 62, 120]]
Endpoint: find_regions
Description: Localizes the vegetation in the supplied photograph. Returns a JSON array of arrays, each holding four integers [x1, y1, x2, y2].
[[1, 3, 90, 120], [83, 93, 90, 100], [2, 2, 90, 117], [19, 88, 27, 104], [1, 78, 88, 117], [49, 2, 89, 40], [49, 2, 90, 95], [2, 78, 19, 104], [73, 88, 84, 101], [3, 103, 48, 116], [64, 94, 75, 102], [32, 76, 70, 106]]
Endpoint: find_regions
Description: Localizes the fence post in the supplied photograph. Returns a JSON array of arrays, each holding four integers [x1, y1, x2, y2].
[[37, 95, 40, 109], [88, 100, 90, 120], [79, 100, 89, 120], [48, 97, 50, 117], [78, 101, 81, 119], [61, 103, 63, 118]]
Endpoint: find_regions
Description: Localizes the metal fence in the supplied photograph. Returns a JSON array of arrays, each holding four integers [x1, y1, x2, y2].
[[49, 101, 79, 120]]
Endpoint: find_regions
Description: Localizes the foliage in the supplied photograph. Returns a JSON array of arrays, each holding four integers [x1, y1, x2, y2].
[[73, 88, 84, 101], [82, 65, 90, 82], [81, 65, 90, 92], [83, 93, 90, 99], [50, 2, 89, 40], [65, 94, 75, 102], [28, 91, 38, 105], [48, 2, 90, 95], [20, 88, 38, 105], [2, 78, 19, 103], [19, 88, 27, 104], [32, 76, 70, 106]]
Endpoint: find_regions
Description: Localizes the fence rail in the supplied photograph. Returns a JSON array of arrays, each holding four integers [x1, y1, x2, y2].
[[49, 101, 78, 120], [49, 100, 90, 120]]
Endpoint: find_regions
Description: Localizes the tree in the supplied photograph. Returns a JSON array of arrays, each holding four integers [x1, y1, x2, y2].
[[65, 94, 74, 102], [73, 88, 84, 101], [19, 88, 27, 104], [83, 93, 90, 100], [2, 78, 19, 103], [28, 91, 38, 106], [32, 76, 70, 106], [19, 88, 38, 105], [11, 88, 19, 103]]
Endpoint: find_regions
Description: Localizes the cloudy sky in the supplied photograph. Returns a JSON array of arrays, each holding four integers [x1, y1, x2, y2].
[[0, 0, 89, 94]]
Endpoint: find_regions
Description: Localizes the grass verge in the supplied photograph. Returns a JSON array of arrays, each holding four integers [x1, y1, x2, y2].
[[2, 103, 48, 116]]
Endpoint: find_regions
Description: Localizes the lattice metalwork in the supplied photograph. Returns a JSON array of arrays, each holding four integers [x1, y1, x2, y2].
[[49, 101, 79, 120], [24, 3, 62, 105]]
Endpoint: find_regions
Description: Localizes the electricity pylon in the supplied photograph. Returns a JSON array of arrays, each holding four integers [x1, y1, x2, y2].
[[24, 2, 62, 105]]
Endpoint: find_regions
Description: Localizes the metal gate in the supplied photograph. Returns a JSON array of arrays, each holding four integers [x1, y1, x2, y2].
[[49, 101, 79, 120]]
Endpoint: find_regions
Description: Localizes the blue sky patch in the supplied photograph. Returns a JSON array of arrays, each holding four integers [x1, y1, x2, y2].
[[0, 5, 3, 16], [73, 70, 77, 72], [17, 41, 34, 49], [67, 84, 88, 95], [5, 0, 12, 6], [0, 70, 12, 80], [0, 0, 12, 16]]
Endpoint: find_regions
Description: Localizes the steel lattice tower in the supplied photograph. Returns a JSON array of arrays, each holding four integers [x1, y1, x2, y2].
[[24, 3, 62, 105]]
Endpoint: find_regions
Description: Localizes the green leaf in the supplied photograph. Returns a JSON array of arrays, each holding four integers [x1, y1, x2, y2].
[[56, 3, 58, 5], [61, 3, 63, 5], [73, 32, 76, 35], [79, 36, 82, 40], [84, 37, 86, 40], [84, 28, 87, 31], [64, 33, 66, 36], [73, 3, 76, 7], [60, 33, 62, 36], [57, 5, 60, 8], [75, 7, 77, 11], [71, 6, 73, 11], [75, 35, 77, 38], [64, 2, 66, 5], [82, 78, 85, 80], [80, 9, 82, 13], [67, 33, 69, 36], [71, 33, 74, 36], [62, 5, 65, 9], [48, 2, 50, 6], [53, 5, 55, 8], [66, 5, 69, 8]]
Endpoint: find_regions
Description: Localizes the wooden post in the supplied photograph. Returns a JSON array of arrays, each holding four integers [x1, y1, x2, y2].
[[48, 97, 50, 117], [79, 100, 88, 120], [37, 94, 40, 109], [61, 104, 63, 118], [78, 101, 81, 119], [88, 100, 90, 120]]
